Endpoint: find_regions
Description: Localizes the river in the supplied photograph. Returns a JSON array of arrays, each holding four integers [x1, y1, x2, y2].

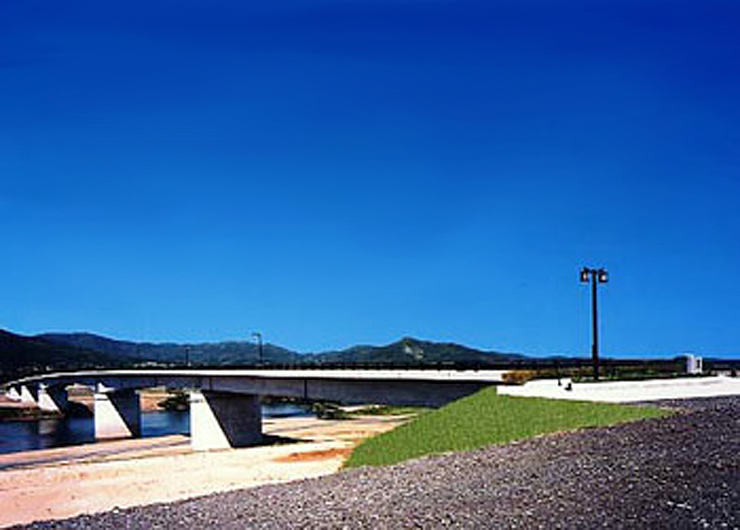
[[0, 403, 313, 455]]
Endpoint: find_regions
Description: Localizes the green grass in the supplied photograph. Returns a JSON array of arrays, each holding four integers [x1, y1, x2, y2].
[[345, 387, 670, 468]]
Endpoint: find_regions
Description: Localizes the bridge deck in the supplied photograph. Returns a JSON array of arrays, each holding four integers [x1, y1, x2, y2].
[[6, 368, 507, 386]]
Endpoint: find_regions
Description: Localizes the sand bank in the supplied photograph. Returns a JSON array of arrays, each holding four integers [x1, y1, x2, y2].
[[0, 415, 408, 528]]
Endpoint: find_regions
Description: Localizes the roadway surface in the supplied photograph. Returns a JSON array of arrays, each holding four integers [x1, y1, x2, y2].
[[21, 396, 740, 529]]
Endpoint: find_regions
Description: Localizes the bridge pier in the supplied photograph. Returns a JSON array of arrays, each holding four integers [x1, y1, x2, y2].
[[37, 384, 69, 413], [19, 385, 37, 406], [6, 387, 21, 401], [189, 390, 262, 450], [94, 386, 141, 440]]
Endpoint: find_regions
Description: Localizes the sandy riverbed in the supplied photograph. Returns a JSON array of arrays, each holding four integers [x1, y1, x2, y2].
[[0, 415, 409, 528]]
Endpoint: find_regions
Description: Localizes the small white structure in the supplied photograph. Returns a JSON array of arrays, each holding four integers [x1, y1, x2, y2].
[[685, 353, 703, 375]]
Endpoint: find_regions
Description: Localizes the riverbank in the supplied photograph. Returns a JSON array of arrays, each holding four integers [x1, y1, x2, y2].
[[0, 414, 410, 528], [20, 396, 740, 529], [0, 396, 61, 422], [0, 387, 180, 422]]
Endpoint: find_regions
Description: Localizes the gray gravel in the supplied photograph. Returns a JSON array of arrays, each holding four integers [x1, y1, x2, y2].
[[19, 396, 740, 529]]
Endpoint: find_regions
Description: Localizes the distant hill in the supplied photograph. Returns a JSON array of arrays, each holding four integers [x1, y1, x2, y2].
[[35, 333, 524, 367], [38, 332, 301, 366], [5, 329, 737, 385], [1, 330, 528, 382], [0, 330, 125, 382], [313, 337, 525, 365]]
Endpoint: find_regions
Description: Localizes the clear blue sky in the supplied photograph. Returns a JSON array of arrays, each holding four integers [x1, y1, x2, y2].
[[2, 0, 739, 357]]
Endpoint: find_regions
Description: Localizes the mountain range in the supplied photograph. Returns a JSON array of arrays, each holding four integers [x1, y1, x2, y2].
[[0, 329, 524, 381], [0, 330, 123, 380], [37, 332, 300, 365]]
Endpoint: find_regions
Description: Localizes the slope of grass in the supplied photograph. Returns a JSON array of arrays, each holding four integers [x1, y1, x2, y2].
[[345, 386, 669, 468]]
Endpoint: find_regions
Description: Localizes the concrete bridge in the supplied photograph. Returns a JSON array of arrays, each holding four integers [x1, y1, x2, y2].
[[1, 369, 506, 450]]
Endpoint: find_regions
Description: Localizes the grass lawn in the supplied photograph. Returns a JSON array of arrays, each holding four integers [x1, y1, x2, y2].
[[345, 386, 670, 468]]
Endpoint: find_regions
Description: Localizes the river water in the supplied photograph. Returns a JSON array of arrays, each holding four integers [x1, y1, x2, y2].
[[0, 403, 313, 455]]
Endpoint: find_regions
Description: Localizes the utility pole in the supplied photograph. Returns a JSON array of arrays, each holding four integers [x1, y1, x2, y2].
[[580, 267, 608, 381], [252, 332, 263, 365]]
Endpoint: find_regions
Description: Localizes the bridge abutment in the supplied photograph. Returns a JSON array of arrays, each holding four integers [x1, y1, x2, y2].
[[94, 386, 141, 440], [189, 390, 262, 450]]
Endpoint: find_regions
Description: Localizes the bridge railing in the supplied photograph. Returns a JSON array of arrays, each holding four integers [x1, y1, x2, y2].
[[4, 357, 736, 386]]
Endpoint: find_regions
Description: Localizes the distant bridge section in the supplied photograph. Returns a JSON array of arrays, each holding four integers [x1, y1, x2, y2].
[[2, 369, 506, 450]]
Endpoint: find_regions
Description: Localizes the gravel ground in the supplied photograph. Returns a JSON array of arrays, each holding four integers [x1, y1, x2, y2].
[[19, 396, 740, 529]]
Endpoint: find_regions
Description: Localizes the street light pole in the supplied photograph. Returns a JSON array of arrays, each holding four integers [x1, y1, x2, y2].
[[580, 267, 608, 381], [252, 332, 263, 365], [590, 271, 599, 380]]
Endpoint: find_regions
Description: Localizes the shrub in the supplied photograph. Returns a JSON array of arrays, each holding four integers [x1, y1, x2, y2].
[[502, 370, 538, 385]]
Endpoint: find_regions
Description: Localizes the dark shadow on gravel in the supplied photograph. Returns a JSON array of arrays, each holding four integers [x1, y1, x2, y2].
[[258, 434, 305, 446]]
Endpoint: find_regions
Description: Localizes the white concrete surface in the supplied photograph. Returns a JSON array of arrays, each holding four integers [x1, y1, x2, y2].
[[498, 375, 740, 403]]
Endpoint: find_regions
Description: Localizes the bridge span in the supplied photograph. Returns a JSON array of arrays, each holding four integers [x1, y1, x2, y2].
[[2, 369, 507, 450]]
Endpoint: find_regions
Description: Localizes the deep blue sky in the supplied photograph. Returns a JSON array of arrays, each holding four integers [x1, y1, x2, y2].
[[2, 0, 739, 357]]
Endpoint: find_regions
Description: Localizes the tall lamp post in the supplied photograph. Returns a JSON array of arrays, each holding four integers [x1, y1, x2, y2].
[[252, 332, 263, 365], [580, 267, 608, 381]]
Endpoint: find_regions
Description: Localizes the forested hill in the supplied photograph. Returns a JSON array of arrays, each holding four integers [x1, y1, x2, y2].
[[0, 330, 124, 381], [38, 332, 301, 366], [35, 333, 524, 367], [38, 333, 524, 365], [1, 330, 526, 382], [312, 337, 524, 365]]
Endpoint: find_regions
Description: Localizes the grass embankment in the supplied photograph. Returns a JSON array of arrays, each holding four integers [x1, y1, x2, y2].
[[345, 386, 669, 468]]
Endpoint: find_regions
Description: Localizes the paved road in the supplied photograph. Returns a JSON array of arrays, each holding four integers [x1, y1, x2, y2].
[[20, 396, 740, 529]]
